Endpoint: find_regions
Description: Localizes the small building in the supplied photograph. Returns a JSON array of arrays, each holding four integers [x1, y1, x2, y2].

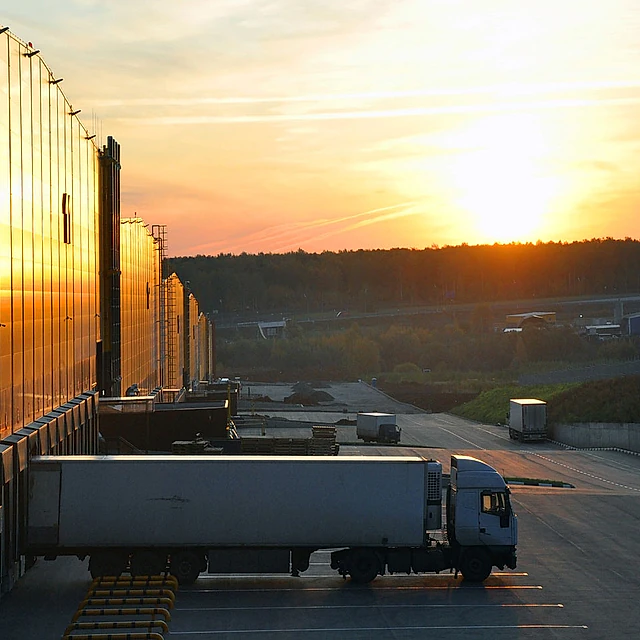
[[258, 320, 287, 339], [583, 323, 622, 340], [505, 311, 556, 329], [625, 312, 640, 336]]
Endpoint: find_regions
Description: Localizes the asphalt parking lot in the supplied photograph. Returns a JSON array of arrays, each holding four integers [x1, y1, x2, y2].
[[168, 550, 586, 639], [2, 382, 640, 638]]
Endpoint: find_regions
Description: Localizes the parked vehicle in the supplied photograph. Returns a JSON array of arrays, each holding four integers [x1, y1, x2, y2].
[[356, 412, 401, 444], [509, 398, 547, 442], [27, 454, 517, 585]]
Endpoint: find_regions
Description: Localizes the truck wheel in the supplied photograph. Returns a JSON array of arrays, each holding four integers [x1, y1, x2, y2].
[[460, 548, 492, 582], [130, 550, 167, 577], [348, 549, 380, 584], [170, 550, 203, 585], [89, 551, 128, 579]]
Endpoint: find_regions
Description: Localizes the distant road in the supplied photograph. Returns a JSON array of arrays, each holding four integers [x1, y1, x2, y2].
[[217, 293, 640, 329]]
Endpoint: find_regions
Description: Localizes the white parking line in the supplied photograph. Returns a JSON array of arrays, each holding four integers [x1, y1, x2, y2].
[[475, 425, 512, 442], [176, 603, 564, 612], [523, 451, 640, 493], [188, 585, 543, 593], [196, 571, 529, 580], [170, 624, 588, 635], [435, 427, 485, 449]]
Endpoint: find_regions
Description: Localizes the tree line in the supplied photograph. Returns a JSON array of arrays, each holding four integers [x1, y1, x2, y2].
[[216, 321, 639, 381], [168, 238, 640, 317]]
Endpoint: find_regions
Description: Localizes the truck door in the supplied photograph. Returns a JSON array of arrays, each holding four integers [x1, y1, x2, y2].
[[478, 490, 513, 546]]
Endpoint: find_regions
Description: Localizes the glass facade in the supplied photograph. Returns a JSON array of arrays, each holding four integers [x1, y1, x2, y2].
[[0, 32, 99, 439], [197, 313, 212, 382], [0, 27, 216, 598], [1, 30, 101, 595], [120, 218, 161, 394], [165, 273, 185, 389], [187, 293, 199, 385], [196, 313, 209, 380]]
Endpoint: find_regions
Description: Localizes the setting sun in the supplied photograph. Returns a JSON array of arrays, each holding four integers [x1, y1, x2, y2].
[[7, 1, 640, 254], [447, 114, 563, 243]]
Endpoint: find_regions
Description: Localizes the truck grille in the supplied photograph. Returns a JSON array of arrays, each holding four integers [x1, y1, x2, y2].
[[426, 462, 442, 500]]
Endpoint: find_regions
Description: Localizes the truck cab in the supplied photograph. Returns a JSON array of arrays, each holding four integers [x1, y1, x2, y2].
[[447, 455, 517, 580]]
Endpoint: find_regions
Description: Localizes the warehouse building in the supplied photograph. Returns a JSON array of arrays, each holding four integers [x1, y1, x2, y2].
[[0, 27, 214, 594]]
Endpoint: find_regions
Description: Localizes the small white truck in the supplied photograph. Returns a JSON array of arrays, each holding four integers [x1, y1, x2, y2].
[[27, 454, 517, 585], [356, 412, 401, 444], [509, 398, 547, 442]]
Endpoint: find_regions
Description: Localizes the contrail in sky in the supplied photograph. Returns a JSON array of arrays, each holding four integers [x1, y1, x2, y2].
[[189, 202, 418, 254], [271, 205, 422, 253], [122, 96, 640, 126], [98, 79, 640, 107]]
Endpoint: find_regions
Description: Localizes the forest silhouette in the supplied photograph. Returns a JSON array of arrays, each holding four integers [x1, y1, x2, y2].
[[169, 238, 640, 316], [167, 238, 640, 386]]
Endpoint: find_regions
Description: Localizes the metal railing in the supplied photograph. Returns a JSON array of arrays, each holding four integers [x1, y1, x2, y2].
[[61, 574, 178, 639]]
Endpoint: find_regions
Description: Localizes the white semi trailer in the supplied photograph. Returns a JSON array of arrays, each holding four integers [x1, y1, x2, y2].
[[27, 454, 517, 585]]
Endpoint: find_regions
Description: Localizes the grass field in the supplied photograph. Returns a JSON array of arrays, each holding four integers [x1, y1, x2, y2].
[[450, 376, 640, 425]]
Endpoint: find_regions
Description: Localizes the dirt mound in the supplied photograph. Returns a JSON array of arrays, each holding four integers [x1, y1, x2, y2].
[[249, 395, 273, 403], [292, 381, 332, 393], [284, 389, 334, 405], [292, 382, 316, 395]]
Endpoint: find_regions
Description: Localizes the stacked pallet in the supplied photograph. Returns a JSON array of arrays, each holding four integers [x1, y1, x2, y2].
[[240, 437, 276, 454], [239, 427, 339, 456], [171, 439, 223, 455], [309, 426, 338, 456], [273, 438, 309, 455]]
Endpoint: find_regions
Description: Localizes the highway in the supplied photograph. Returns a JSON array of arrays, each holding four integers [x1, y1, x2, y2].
[[2, 384, 640, 638]]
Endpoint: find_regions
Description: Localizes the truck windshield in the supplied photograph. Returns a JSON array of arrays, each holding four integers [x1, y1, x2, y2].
[[481, 491, 508, 516]]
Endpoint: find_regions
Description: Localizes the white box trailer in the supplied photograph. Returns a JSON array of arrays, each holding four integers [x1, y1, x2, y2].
[[356, 412, 401, 444], [509, 399, 547, 442], [26, 454, 517, 585], [28, 455, 433, 548]]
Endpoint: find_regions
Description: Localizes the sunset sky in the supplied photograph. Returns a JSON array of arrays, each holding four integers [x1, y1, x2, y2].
[[5, 1, 640, 256]]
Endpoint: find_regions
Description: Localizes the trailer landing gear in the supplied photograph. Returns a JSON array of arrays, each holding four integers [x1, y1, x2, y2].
[[291, 549, 312, 577], [130, 550, 167, 577], [88, 551, 128, 579]]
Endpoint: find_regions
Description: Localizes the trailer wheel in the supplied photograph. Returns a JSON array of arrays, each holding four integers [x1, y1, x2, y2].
[[460, 548, 492, 582], [89, 551, 128, 579], [348, 549, 380, 584], [130, 550, 167, 577], [170, 550, 203, 585]]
